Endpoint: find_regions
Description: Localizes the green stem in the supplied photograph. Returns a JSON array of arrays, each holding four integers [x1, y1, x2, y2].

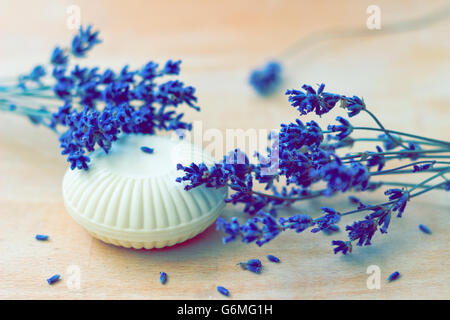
[[363, 109, 409, 149], [341, 181, 447, 217], [340, 148, 450, 161], [6, 91, 59, 100], [352, 137, 439, 147], [352, 126, 450, 147], [373, 181, 446, 190], [250, 189, 324, 202], [372, 165, 450, 176], [414, 155, 450, 159], [370, 160, 438, 176], [411, 181, 447, 197], [0, 102, 52, 118], [408, 169, 449, 193]]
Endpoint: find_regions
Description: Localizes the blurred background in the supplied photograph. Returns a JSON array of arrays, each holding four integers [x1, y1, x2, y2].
[[0, 0, 449, 299]]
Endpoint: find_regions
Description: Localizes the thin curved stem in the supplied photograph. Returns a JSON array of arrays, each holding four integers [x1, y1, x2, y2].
[[278, 3, 450, 60], [363, 109, 409, 149]]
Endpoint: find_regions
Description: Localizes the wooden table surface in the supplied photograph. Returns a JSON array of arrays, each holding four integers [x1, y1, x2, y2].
[[0, 0, 449, 299]]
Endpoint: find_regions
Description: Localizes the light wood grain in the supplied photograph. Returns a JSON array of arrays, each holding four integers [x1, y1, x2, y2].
[[0, 0, 449, 299]]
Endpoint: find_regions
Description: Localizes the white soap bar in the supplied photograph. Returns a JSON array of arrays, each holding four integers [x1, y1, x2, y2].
[[62, 134, 227, 249]]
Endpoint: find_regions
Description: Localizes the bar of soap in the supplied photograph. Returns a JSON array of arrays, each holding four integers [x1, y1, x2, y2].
[[62, 134, 227, 249]]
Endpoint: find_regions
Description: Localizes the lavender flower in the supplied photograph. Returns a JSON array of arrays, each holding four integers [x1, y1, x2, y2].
[[279, 214, 313, 233], [286, 83, 341, 116], [311, 208, 341, 233], [346, 219, 377, 246], [50, 47, 68, 66], [341, 95, 365, 117], [239, 259, 263, 273], [71, 25, 101, 57], [385, 189, 409, 217], [216, 217, 241, 244], [280, 119, 323, 149], [366, 206, 391, 234], [367, 146, 386, 172], [328, 116, 353, 140], [378, 133, 399, 150], [249, 61, 282, 96], [331, 240, 352, 255]]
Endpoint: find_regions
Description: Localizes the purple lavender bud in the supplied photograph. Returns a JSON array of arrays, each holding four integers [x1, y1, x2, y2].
[[267, 255, 280, 263], [160, 272, 168, 285], [140, 146, 154, 154], [217, 286, 229, 297], [418, 224, 432, 234], [47, 274, 60, 285], [387, 271, 400, 282]]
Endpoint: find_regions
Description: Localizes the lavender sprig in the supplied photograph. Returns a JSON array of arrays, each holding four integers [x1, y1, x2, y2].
[[176, 83, 449, 255], [0, 25, 199, 170]]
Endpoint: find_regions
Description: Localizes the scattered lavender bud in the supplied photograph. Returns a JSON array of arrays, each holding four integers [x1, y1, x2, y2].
[[387, 271, 400, 282], [35, 234, 49, 241], [238, 259, 262, 273], [141, 146, 154, 154], [418, 224, 432, 234], [217, 286, 229, 297], [47, 274, 60, 285], [266, 255, 280, 263], [160, 272, 167, 285]]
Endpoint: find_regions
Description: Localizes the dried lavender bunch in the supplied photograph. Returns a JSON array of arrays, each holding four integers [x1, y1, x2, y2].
[[0, 25, 199, 170], [176, 83, 450, 254]]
